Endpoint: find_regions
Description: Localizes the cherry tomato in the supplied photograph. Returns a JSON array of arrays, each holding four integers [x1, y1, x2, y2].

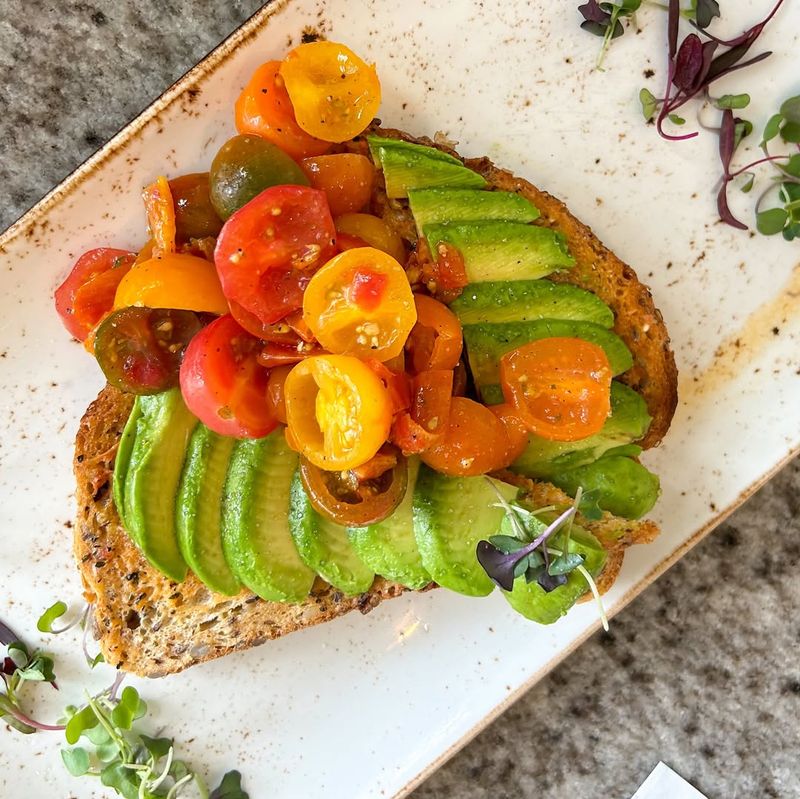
[[235, 60, 331, 161], [302, 247, 416, 362], [142, 176, 176, 257], [214, 185, 337, 326], [335, 213, 405, 264], [284, 354, 393, 470], [169, 173, 223, 242], [180, 314, 277, 438], [490, 403, 530, 465], [405, 294, 463, 373], [209, 135, 309, 221], [390, 412, 439, 455], [94, 307, 203, 394], [299, 449, 407, 526], [114, 253, 229, 315], [500, 337, 612, 442], [265, 364, 293, 424], [420, 396, 511, 476], [366, 359, 412, 415], [257, 340, 325, 369], [279, 41, 381, 142], [411, 369, 453, 438], [336, 231, 370, 251], [300, 154, 375, 216], [418, 239, 468, 303], [55, 248, 136, 341]]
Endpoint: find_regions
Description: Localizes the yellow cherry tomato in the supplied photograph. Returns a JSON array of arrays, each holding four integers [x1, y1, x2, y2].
[[278, 41, 381, 143], [114, 253, 229, 315], [142, 176, 176, 258], [302, 247, 416, 362], [335, 213, 406, 264], [284, 354, 393, 470]]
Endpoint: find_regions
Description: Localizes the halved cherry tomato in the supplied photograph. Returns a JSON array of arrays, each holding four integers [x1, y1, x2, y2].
[[266, 364, 293, 424], [366, 359, 412, 415], [235, 60, 331, 161], [298, 449, 407, 526], [411, 369, 453, 438], [179, 314, 276, 438], [390, 412, 439, 455], [142, 176, 176, 257], [490, 403, 530, 465], [420, 396, 512, 476], [336, 231, 370, 252], [214, 185, 337, 326], [257, 340, 324, 369], [134, 240, 155, 264], [300, 154, 375, 216], [500, 337, 612, 442], [302, 247, 416, 361], [114, 253, 229, 315], [284, 354, 393, 470], [279, 42, 381, 143], [55, 248, 136, 341], [418, 239, 468, 303], [405, 294, 463, 373], [169, 172, 223, 242], [335, 213, 405, 264]]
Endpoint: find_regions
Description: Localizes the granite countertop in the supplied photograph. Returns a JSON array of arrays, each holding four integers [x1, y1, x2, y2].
[[1, 3, 798, 797]]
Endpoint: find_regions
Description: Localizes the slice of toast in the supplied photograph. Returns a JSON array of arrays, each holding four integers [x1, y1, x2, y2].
[[73, 130, 675, 677]]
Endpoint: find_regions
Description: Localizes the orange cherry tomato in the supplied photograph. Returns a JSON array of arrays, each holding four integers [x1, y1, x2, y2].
[[490, 403, 530, 466], [300, 153, 375, 216], [235, 60, 331, 161], [390, 412, 439, 455], [266, 364, 293, 424], [284, 354, 393, 471], [302, 247, 416, 362], [420, 397, 511, 477], [411, 369, 453, 439], [257, 340, 325, 370], [366, 360, 412, 415], [499, 337, 612, 442], [142, 176, 177, 258], [406, 294, 463, 373], [279, 41, 381, 143], [114, 253, 229, 315], [334, 213, 406, 264]]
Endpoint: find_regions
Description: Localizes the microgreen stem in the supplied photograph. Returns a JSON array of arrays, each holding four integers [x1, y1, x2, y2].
[[86, 692, 129, 761], [729, 154, 790, 179], [2, 704, 66, 732], [148, 746, 175, 792], [576, 563, 610, 631], [49, 605, 90, 636]]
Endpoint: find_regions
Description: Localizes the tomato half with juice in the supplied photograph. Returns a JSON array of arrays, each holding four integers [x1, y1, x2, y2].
[[179, 314, 277, 438], [214, 185, 337, 327]]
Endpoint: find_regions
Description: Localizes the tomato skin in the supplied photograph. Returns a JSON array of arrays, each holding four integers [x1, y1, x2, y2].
[[419, 239, 468, 303], [366, 359, 412, 415], [169, 173, 223, 242], [300, 154, 375, 216], [214, 184, 337, 326], [279, 42, 382, 142], [257, 340, 324, 369], [334, 213, 405, 264], [420, 396, 511, 476], [142, 176, 177, 257], [490, 403, 530, 466], [179, 314, 277, 438], [235, 60, 331, 161], [55, 248, 137, 341], [390, 412, 439, 455], [411, 369, 453, 438], [499, 337, 612, 442], [266, 364, 293, 424], [406, 294, 463, 373]]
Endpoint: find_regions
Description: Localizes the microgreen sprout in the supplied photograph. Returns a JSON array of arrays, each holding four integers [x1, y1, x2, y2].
[[578, 0, 642, 68]]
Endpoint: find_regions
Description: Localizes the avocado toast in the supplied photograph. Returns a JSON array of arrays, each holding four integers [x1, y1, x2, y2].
[[71, 124, 675, 678]]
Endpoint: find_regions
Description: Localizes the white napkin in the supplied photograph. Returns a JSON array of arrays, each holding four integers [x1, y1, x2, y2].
[[631, 762, 708, 799]]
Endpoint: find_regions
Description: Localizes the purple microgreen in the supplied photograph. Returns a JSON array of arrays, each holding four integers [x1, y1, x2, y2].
[[578, 0, 610, 26], [673, 33, 705, 91], [667, 0, 679, 58], [578, 0, 642, 67], [0, 620, 22, 647], [535, 569, 569, 592]]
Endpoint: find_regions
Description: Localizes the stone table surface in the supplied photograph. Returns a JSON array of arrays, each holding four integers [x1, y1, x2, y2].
[[1, 3, 798, 798]]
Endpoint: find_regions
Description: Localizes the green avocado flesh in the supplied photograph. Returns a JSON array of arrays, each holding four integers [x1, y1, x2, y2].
[[112, 396, 142, 532], [367, 135, 464, 165], [288, 472, 375, 596], [408, 188, 540, 229], [413, 466, 518, 596], [221, 432, 314, 603], [449, 279, 615, 327], [511, 382, 652, 479], [175, 425, 240, 596], [123, 390, 197, 583], [377, 149, 487, 197], [348, 458, 431, 590], [424, 222, 574, 283], [503, 527, 607, 624], [462, 319, 634, 405]]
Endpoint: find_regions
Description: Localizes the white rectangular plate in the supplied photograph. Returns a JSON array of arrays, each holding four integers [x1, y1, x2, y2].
[[1, 1, 798, 796]]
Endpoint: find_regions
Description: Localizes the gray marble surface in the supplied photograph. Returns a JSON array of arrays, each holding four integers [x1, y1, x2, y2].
[[1, 3, 798, 797]]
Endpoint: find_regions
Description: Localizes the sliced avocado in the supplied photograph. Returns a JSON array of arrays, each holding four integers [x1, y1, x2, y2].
[[450, 279, 614, 327], [408, 188, 539, 230], [512, 382, 651, 478], [221, 432, 314, 603], [288, 472, 375, 596], [367, 135, 464, 166], [123, 390, 197, 583], [113, 397, 142, 529], [348, 458, 431, 590], [462, 319, 633, 404], [503, 526, 607, 624], [413, 466, 518, 596], [176, 425, 240, 596], [376, 149, 487, 198], [423, 222, 574, 283], [548, 455, 661, 520]]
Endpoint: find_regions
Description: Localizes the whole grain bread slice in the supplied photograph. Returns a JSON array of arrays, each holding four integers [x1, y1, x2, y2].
[[73, 130, 676, 677]]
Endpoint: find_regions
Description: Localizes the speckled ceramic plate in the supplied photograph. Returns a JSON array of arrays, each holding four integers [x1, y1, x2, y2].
[[1, 1, 798, 797]]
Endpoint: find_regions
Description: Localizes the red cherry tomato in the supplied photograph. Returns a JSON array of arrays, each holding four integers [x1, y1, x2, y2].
[[214, 185, 337, 326], [55, 248, 136, 341], [179, 314, 277, 438]]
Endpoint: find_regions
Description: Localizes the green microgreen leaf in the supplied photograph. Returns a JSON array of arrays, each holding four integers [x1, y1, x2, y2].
[[487, 534, 527, 554], [762, 113, 784, 146], [733, 119, 753, 151], [639, 88, 658, 122], [548, 552, 586, 576], [668, 113, 686, 125], [37, 602, 68, 634], [140, 734, 173, 760], [780, 121, 800, 144], [714, 94, 750, 110], [100, 761, 141, 799], [577, 488, 604, 521], [111, 686, 146, 731], [783, 222, 800, 241], [739, 172, 755, 193], [756, 207, 789, 235], [783, 155, 800, 179], [780, 95, 800, 125], [65, 704, 99, 745], [210, 769, 250, 799], [61, 747, 91, 777]]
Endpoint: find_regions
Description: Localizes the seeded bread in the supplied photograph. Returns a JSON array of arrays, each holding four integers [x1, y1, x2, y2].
[[72, 130, 676, 677]]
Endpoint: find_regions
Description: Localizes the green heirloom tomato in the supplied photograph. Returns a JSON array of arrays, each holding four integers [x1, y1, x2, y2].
[[169, 173, 223, 242], [209, 134, 310, 220]]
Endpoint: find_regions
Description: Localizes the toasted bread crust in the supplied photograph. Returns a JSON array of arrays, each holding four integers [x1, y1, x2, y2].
[[73, 129, 675, 677]]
